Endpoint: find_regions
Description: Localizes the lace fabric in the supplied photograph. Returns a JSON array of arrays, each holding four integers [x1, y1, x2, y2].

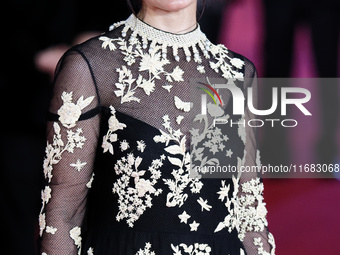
[[39, 14, 275, 255]]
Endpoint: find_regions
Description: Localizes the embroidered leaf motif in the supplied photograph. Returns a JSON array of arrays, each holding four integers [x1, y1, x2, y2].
[[99, 36, 116, 51], [164, 145, 183, 155], [167, 156, 182, 168]]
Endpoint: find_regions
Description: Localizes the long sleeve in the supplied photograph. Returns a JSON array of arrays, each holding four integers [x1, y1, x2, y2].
[[237, 61, 276, 255], [39, 49, 100, 254]]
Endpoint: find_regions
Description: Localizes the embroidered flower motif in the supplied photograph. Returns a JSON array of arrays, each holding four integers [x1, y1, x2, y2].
[[87, 247, 94, 255], [166, 66, 184, 82], [253, 233, 276, 255], [136, 242, 155, 255], [137, 140, 146, 152], [139, 79, 155, 95], [41, 186, 52, 205], [230, 58, 245, 69], [57, 91, 94, 129], [38, 213, 46, 237], [113, 153, 163, 227], [120, 140, 130, 151], [197, 65, 205, 74], [46, 226, 57, 234], [214, 159, 269, 242], [39, 114, 88, 236], [171, 243, 211, 255], [139, 51, 170, 76], [99, 34, 185, 103], [70, 226, 82, 254], [102, 106, 127, 155], [209, 44, 244, 80]]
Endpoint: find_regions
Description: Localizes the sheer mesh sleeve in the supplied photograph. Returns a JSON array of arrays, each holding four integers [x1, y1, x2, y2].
[[39, 49, 100, 255], [238, 60, 276, 255]]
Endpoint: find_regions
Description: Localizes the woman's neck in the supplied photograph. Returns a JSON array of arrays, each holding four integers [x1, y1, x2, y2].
[[137, 2, 197, 34]]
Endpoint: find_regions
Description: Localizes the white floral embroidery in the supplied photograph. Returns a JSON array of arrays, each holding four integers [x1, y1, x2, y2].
[[45, 226, 57, 234], [209, 44, 244, 79], [99, 36, 117, 51], [38, 213, 46, 237], [253, 233, 276, 255], [100, 34, 184, 103], [39, 186, 50, 236], [40, 110, 87, 236], [41, 186, 52, 205], [113, 153, 163, 227], [57, 91, 94, 129], [230, 58, 245, 69], [214, 157, 268, 241], [87, 247, 94, 255], [102, 106, 127, 155], [190, 112, 229, 172], [137, 140, 146, 152], [70, 226, 82, 255], [43, 122, 86, 182], [120, 140, 130, 151], [136, 242, 155, 255], [154, 115, 203, 207], [171, 243, 211, 255], [197, 65, 205, 74]]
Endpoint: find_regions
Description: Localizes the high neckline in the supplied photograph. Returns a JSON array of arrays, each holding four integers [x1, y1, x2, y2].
[[123, 14, 208, 47], [108, 14, 213, 62]]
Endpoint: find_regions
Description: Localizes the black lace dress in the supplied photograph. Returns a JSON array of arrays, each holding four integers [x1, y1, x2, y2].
[[39, 14, 275, 255]]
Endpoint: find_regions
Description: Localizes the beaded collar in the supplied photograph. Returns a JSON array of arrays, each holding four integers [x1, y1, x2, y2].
[[109, 14, 212, 62]]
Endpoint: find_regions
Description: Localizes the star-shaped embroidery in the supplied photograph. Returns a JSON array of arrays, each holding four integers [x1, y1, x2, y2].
[[189, 221, 200, 231], [226, 149, 233, 158], [178, 211, 191, 224]]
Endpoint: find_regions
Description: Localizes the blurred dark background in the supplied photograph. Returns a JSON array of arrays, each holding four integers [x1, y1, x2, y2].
[[1, 0, 339, 254]]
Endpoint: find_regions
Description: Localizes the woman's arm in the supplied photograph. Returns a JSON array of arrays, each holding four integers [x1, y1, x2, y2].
[[238, 60, 276, 255], [39, 50, 100, 255]]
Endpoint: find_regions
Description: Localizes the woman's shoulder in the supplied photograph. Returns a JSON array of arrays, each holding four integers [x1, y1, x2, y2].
[[208, 42, 257, 80], [71, 22, 126, 58]]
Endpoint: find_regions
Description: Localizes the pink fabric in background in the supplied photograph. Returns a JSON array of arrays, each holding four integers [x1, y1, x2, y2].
[[219, 0, 340, 254]]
